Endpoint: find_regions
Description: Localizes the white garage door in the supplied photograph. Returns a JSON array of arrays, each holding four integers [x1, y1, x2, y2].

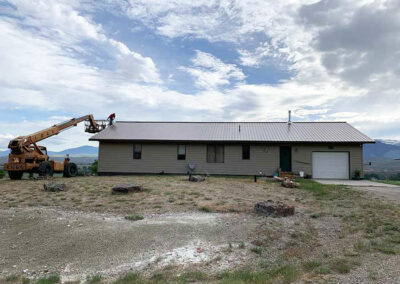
[[312, 152, 349, 179]]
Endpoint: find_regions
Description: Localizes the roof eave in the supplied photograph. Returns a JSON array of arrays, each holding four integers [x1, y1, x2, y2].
[[89, 138, 375, 144]]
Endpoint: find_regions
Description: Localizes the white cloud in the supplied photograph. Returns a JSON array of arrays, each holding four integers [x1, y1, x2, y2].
[[1, 0, 400, 152], [120, 0, 400, 140], [7, 0, 160, 84], [179, 50, 245, 89]]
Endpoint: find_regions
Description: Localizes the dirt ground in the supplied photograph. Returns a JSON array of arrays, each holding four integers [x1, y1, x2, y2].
[[1, 176, 400, 283]]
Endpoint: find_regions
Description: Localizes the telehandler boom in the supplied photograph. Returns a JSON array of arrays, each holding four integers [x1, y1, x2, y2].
[[4, 114, 108, 180]]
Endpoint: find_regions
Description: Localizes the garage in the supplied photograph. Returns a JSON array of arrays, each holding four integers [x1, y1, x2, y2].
[[312, 152, 350, 179]]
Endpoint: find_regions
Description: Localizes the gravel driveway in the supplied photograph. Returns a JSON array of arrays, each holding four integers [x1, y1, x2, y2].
[[0, 207, 262, 282], [315, 179, 400, 203]]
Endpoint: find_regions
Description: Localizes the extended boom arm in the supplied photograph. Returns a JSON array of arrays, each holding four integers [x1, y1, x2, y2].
[[9, 114, 106, 155]]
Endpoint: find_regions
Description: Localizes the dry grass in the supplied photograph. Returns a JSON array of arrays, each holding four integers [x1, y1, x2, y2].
[[0, 175, 300, 215], [1, 176, 400, 283]]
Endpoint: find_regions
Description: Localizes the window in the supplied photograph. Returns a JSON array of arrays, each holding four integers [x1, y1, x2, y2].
[[177, 144, 186, 160], [242, 145, 250, 160], [207, 144, 224, 163], [133, 144, 142, 159]]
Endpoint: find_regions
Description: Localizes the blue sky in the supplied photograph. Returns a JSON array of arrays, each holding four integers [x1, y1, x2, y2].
[[1, 0, 400, 150]]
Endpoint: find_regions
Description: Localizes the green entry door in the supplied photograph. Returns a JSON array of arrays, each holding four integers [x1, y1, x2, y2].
[[280, 146, 292, 172]]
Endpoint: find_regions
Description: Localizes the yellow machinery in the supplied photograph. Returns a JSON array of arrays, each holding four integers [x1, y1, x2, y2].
[[3, 115, 107, 180]]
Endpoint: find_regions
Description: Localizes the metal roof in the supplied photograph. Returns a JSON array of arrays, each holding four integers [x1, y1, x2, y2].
[[89, 121, 374, 143]]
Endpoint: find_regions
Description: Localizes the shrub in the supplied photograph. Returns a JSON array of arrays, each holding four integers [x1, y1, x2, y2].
[[0, 170, 5, 179], [89, 160, 98, 175], [250, 247, 262, 255], [198, 206, 211, 212], [124, 214, 144, 221]]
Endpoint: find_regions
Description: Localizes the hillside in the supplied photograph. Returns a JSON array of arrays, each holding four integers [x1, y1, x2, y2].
[[0, 145, 98, 157], [0, 145, 98, 166], [363, 139, 400, 159]]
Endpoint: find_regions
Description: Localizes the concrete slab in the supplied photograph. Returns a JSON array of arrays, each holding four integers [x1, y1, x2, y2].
[[314, 179, 400, 188]]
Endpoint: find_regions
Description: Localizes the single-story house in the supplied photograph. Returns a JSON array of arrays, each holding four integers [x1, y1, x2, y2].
[[89, 121, 374, 179]]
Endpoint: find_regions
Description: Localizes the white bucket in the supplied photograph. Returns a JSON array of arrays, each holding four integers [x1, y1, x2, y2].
[[299, 171, 304, 178]]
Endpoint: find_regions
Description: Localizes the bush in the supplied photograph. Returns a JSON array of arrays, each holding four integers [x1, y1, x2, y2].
[[125, 214, 144, 221], [0, 170, 5, 179], [89, 160, 98, 175]]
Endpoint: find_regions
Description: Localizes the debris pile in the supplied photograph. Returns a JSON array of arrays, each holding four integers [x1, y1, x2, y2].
[[43, 182, 66, 192], [112, 183, 143, 194], [188, 175, 206, 182], [273, 176, 300, 188], [281, 177, 300, 188], [254, 200, 295, 217]]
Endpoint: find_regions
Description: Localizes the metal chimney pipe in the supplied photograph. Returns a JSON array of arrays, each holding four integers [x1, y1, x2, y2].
[[288, 110, 292, 124]]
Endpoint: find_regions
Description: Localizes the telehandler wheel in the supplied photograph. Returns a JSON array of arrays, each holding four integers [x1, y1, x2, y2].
[[38, 161, 54, 177], [63, 163, 78, 178], [8, 171, 23, 180]]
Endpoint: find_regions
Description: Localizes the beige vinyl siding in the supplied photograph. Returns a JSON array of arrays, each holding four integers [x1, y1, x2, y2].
[[292, 144, 363, 178], [98, 141, 364, 177], [98, 142, 279, 175]]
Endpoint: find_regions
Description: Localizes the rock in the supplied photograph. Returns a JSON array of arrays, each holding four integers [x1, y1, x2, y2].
[[112, 183, 143, 194], [43, 182, 66, 192], [254, 200, 295, 217], [188, 175, 206, 182]]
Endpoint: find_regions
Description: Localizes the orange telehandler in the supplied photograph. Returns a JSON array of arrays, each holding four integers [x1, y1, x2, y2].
[[3, 114, 108, 180]]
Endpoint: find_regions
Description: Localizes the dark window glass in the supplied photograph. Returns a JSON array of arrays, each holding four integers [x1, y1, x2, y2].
[[242, 145, 250, 160], [133, 144, 142, 159], [207, 144, 224, 163], [177, 145, 186, 160]]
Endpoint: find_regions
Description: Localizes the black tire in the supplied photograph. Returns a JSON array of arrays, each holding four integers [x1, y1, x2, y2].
[[38, 161, 53, 177], [8, 171, 23, 180], [63, 163, 78, 178]]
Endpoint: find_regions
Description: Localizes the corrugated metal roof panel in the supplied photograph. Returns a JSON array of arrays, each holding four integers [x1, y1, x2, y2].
[[89, 122, 374, 143]]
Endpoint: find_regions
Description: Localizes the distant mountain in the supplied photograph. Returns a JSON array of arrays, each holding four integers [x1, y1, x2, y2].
[[363, 139, 400, 159], [0, 145, 98, 158], [48, 145, 98, 156], [0, 155, 96, 166]]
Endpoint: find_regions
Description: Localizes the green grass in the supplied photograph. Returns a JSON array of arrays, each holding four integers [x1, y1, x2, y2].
[[6, 275, 18, 282], [124, 214, 144, 221], [315, 267, 331, 274], [302, 260, 321, 272], [330, 259, 352, 274], [218, 269, 268, 284], [86, 275, 102, 284], [376, 180, 400, 186], [36, 275, 60, 284], [113, 273, 145, 284], [177, 271, 207, 282]]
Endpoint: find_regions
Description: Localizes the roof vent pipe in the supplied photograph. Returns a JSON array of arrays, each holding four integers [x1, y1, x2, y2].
[[288, 110, 292, 124]]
